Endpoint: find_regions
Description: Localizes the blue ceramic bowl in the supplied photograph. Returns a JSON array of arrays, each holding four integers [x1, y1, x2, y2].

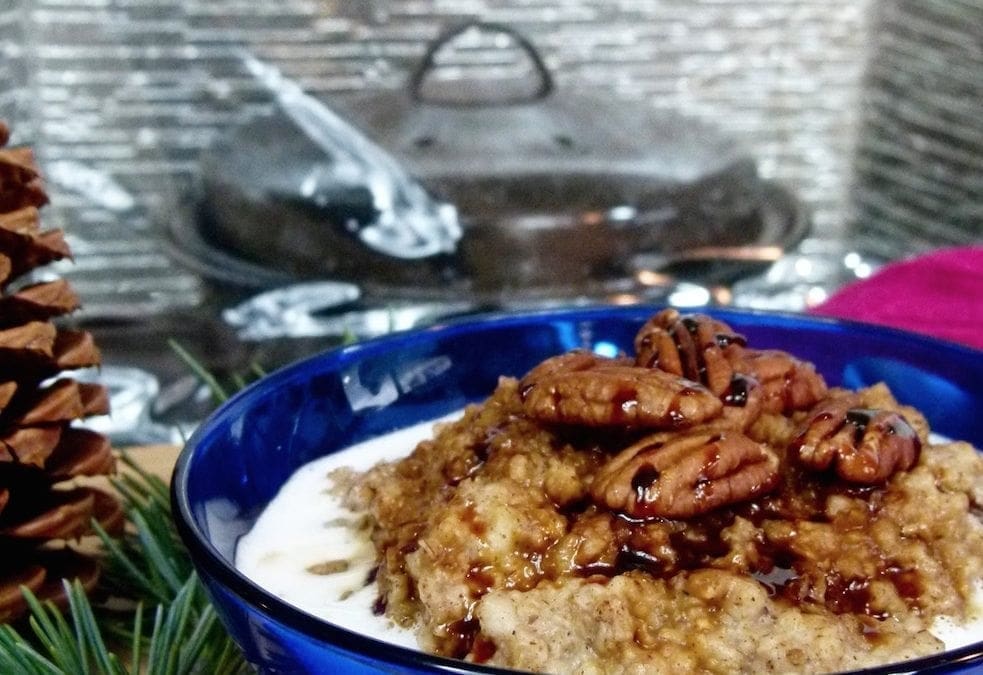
[[173, 306, 983, 674]]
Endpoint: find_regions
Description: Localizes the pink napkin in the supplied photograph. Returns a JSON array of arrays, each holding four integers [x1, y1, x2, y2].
[[809, 246, 983, 350]]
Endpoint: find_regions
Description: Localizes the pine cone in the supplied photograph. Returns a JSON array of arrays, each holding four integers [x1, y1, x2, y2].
[[0, 120, 122, 623]]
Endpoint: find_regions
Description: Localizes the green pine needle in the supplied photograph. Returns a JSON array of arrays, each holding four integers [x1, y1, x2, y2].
[[168, 339, 230, 403], [168, 339, 269, 405]]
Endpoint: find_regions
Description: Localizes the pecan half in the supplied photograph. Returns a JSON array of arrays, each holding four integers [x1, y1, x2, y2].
[[591, 430, 780, 519], [634, 309, 746, 396], [790, 404, 921, 484], [728, 348, 827, 414], [519, 351, 722, 429]]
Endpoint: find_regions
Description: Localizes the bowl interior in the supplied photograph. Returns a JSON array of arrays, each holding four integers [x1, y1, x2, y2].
[[173, 306, 983, 672]]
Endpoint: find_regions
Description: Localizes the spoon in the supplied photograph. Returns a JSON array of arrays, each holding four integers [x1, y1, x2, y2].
[[240, 53, 461, 260]]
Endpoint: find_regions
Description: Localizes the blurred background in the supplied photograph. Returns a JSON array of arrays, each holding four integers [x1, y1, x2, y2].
[[1, 0, 980, 442]]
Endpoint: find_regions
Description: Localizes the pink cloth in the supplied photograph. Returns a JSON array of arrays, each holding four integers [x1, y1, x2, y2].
[[810, 246, 983, 350]]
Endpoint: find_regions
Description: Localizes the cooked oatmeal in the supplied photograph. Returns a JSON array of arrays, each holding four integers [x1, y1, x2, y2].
[[337, 309, 983, 674]]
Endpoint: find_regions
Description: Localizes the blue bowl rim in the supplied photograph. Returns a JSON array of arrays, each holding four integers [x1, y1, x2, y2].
[[172, 304, 983, 674]]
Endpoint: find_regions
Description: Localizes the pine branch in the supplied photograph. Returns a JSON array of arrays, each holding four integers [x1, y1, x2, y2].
[[0, 341, 303, 672], [0, 577, 249, 675], [91, 454, 193, 606], [0, 453, 252, 674]]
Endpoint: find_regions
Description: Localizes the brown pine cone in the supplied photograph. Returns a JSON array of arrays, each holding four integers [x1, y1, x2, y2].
[[0, 120, 122, 623]]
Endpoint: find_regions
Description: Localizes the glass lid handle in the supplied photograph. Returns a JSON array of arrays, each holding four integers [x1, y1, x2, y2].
[[410, 21, 555, 105]]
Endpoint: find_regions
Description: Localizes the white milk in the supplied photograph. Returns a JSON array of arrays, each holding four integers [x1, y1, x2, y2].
[[235, 418, 450, 648]]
